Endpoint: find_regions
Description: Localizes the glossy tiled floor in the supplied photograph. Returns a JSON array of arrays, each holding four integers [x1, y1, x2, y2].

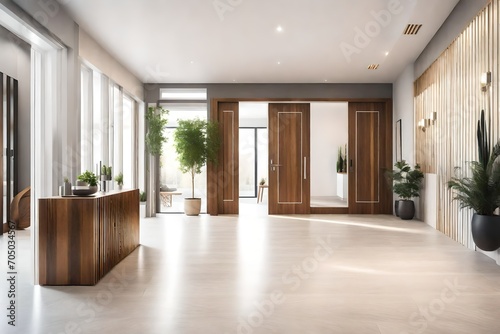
[[2, 210, 500, 333]]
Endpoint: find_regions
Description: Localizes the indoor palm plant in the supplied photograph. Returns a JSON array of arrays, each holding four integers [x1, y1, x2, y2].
[[173, 118, 220, 216], [448, 110, 500, 251], [388, 160, 424, 220]]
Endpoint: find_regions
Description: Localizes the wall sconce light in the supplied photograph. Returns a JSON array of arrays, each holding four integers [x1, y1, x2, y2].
[[429, 112, 437, 124], [418, 119, 426, 132], [481, 71, 491, 92], [418, 117, 433, 132]]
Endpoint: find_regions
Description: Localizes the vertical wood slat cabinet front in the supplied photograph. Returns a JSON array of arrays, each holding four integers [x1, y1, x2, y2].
[[39, 190, 140, 285]]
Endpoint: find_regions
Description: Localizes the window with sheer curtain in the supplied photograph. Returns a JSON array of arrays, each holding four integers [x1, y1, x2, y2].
[[80, 64, 138, 189]]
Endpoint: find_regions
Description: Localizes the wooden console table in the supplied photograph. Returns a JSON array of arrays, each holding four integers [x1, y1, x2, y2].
[[38, 189, 140, 285]]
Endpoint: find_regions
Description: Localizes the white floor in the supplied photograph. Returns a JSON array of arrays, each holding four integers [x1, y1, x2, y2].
[[311, 196, 348, 208], [2, 208, 500, 333]]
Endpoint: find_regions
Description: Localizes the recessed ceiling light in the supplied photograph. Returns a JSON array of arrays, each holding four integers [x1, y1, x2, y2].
[[276, 25, 283, 32], [385, 52, 389, 56], [277, 61, 281, 65], [367, 64, 379, 70], [324, 79, 328, 82], [190, 60, 195, 64]]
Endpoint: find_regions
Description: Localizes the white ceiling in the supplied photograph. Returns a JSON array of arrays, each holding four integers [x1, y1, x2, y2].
[[60, 0, 460, 84]]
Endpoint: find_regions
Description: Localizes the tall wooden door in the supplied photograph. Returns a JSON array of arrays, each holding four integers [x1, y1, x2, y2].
[[216, 102, 239, 214], [268, 103, 310, 214], [348, 102, 392, 214]]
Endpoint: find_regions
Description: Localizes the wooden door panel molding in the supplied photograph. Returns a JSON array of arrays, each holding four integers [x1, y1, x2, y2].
[[278, 112, 303, 204], [355, 111, 380, 203], [216, 102, 239, 214], [348, 102, 392, 214], [269, 103, 310, 214]]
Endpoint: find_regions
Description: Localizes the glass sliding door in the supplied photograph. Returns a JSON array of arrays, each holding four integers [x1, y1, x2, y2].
[[158, 104, 208, 213]]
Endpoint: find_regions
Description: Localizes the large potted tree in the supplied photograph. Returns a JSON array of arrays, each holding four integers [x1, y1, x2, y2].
[[173, 118, 219, 216], [448, 110, 500, 251], [389, 160, 424, 220]]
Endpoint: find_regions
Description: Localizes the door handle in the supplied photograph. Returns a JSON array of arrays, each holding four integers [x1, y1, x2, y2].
[[304, 157, 307, 180], [270, 159, 282, 167], [270, 159, 282, 171]]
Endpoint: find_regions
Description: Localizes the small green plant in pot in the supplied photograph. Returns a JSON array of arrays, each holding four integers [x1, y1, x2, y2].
[[75, 170, 98, 195], [77, 170, 98, 186], [448, 110, 500, 251], [173, 118, 220, 216], [115, 172, 124, 190], [388, 160, 424, 220]]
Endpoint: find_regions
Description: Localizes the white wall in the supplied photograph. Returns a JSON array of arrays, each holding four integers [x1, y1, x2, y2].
[[79, 29, 144, 101], [393, 64, 415, 165], [393, 62, 438, 225], [310, 102, 348, 197]]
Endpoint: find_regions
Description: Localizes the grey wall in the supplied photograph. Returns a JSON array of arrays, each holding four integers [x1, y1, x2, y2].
[[0, 25, 31, 191], [415, 0, 489, 78], [144, 83, 393, 104]]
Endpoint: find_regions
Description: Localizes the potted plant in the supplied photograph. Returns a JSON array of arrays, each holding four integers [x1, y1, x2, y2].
[[63, 177, 72, 196], [115, 172, 124, 190], [448, 110, 500, 251], [146, 106, 169, 156], [173, 118, 220, 216], [336, 146, 344, 173], [74, 170, 98, 195], [101, 165, 112, 181], [139, 191, 147, 202], [388, 160, 424, 220]]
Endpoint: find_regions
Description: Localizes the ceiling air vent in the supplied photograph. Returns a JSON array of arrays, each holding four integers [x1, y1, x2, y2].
[[403, 24, 422, 35], [367, 64, 379, 70]]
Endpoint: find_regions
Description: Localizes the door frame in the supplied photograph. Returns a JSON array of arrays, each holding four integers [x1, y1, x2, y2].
[[208, 98, 392, 216]]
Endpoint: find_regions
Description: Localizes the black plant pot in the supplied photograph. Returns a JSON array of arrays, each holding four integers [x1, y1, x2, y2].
[[471, 214, 500, 251], [394, 200, 400, 217], [398, 200, 415, 220]]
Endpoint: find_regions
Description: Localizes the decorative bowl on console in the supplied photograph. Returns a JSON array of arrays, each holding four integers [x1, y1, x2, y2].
[[72, 185, 98, 196]]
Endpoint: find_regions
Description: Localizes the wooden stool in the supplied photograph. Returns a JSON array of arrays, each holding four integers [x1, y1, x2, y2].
[[257, 185, 268, 203]]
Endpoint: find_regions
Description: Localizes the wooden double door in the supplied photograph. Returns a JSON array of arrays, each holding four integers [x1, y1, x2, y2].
[[210, 101, 392, 215]]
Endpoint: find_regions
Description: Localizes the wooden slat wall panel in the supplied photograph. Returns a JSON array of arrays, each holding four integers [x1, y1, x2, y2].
[[414, 1, 497, 248]]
